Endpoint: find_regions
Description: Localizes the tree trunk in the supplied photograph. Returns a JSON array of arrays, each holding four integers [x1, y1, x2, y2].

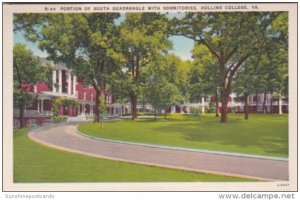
[[135, 97, 138, 119], [130, 94, 134, 120], [215, 90, 219, 117], [91, 79, 103, 123], [262, 91, 267, 114], [164, 111, 167, 119], [154, 110, 157, 120], [244, 94, 249, 120], [256, 92, 259, 113], [130, 92, 134, 120], [220, 90, 229, 123], [220, 61, 229, 123], [19, 102, 25, 128], [270, 91, 273, 114], [94, 89, 100, 123], [134, 95, 137, 119], [130, 92, 137, 120]]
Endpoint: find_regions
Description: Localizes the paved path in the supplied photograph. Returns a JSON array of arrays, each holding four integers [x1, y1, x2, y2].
[[28, 123, 289, 181]]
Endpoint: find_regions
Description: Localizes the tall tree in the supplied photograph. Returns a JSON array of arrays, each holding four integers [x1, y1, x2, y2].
[[29, 13, 122, 122], [13, 44, 51, 128], [162, 54, 191, 102], [233, 56, 263, 119], [146, 80, 180, 119], [190, 44, 221, 117], [147, 54, 190, 101], [171, 12, 285, 122], [120, 13, 172, 120], [260, 48, 288, 114], [143, 54, 186, 118]]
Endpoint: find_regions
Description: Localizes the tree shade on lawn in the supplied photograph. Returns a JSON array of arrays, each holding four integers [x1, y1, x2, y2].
[[14, 128, 254, 182], [78, 114, 288, 158]]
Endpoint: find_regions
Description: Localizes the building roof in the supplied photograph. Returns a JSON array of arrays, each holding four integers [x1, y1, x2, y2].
[[39, 57, 69, 70]]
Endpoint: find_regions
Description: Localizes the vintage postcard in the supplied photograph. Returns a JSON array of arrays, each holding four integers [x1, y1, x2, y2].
[[2, 2, 297, 192]]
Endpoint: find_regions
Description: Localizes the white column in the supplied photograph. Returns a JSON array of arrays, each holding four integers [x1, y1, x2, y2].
[[37, 100, 40, 114], [73, 75, 77, 96], [52, 70, 56, 92], [34, 85, 37, 93], [58, 69, 62, 93], [171, 106, 175, 113], [201, 97, 205, 113], [68, 71, 72, 95], [279, 97, 283, 114], [41, 99, 44, 114], [187, 106, 190, 114], [91, 105, 94, 115], [113, 106, 116, 116]]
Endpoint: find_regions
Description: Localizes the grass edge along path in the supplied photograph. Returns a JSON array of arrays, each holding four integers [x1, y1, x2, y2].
[[78, 114, 288, 158], [14, 127, 256, 183]]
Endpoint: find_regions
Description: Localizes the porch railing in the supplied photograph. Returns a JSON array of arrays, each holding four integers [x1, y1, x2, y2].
[[13, 109, 52, 117]]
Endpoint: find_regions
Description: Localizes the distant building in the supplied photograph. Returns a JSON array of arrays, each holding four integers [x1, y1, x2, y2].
[[167, 93, 288, 114]]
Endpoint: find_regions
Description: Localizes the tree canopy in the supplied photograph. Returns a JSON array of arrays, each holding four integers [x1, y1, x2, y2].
[[118, 13, 172, 120]]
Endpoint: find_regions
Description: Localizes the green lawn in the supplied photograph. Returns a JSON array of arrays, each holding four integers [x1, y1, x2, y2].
[[14, 128, 253, 182], [78, 114, 288, 158]]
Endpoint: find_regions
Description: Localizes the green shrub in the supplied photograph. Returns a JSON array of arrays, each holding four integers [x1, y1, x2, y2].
[[190, 107, 202, 114], [206, 102, 216, 113], [232, 106, 237, 113], [51, 115, 67, 124], [51, 97, 80, 119]]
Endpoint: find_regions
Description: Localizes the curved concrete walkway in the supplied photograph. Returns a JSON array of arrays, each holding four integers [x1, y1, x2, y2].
[[28, 123, 289, 181]]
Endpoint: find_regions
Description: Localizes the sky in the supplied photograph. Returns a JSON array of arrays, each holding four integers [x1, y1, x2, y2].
[[13, 14, 195, 60]]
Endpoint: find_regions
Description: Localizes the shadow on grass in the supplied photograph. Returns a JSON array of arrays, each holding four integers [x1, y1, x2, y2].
[[151, 116, 288, 157], [86, 114, 288, 157], [134, 114, 209, 123]]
